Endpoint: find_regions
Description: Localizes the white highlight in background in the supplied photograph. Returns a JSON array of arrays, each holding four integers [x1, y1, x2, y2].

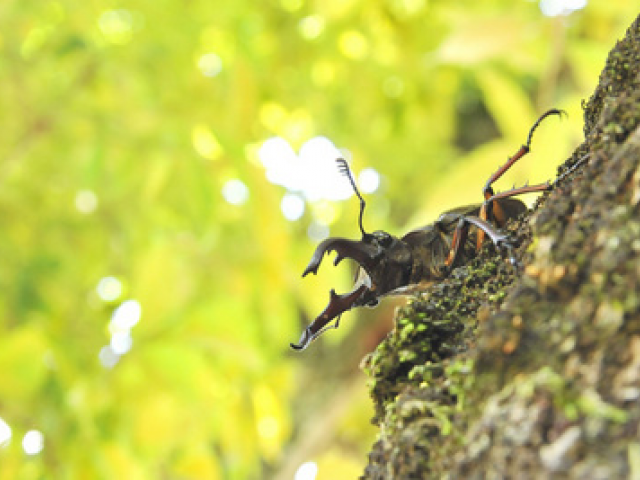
[[358, 167, 381, 194], [96, 276, 123, 302], [539, 0, 587, 17], [110, 299, 141, 331], [110, 331, 133, 355], [222, 179, 249, 205], [75, 190, 98, 214], [259, 135, 381, 201], [0, 418, 11, 448], [294, 461, 318, 480], [197, 52, 223, 77], [281, 193, 306, 221], [22, 430, 44, 455], [99, 345, 120, 368]]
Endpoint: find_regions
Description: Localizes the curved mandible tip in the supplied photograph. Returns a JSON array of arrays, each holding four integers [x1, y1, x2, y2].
[[290, 285, 367, 352], [290, 328, 312, 351]]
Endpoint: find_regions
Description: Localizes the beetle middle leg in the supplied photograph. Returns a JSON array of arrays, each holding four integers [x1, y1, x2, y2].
[[445, 215, 517, 269]]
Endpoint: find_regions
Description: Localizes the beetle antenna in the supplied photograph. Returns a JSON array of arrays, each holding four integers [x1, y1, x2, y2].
[[336, 158, 368, 237]]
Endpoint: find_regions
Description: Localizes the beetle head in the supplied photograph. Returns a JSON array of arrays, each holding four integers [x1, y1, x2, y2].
[[291, 160, 413, 351]]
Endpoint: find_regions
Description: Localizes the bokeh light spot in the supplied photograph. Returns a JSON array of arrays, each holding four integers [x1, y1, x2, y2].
[[96, 276, 122, 302], [222, 179, 249, 206], [298, 15, 325, 40], [358, 168, 381, 194], [192, 124, 223, 159], [99, 345, 120, 368], [259, 136, 364, 208], [75, 190, 98, 214], [257, 416, 280, 441], [298, 137, 353, 201], [22, 430, 44, 456], [197, 52, 223, 77], [98, 9, 134, 44], [307, 221, 330, 241], [539, 0, 587, 17], [111, 299, 142, 331], [258, 137, 300, 190], [339, 30, 369, 60], [281, 193, 305, 221], [294, 461, 318, 480], [110, 331, 133, 355], [0, 418, 12, 448]]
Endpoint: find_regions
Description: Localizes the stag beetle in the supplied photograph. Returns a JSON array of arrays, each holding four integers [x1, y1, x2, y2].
[[291, 109, 568, 351]]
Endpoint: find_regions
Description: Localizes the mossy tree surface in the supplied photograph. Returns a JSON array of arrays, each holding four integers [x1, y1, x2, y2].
[[362, 13, 640, 479]]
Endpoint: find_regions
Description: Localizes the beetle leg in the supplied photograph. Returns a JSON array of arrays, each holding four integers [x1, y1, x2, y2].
[[476, 153, 590, 252], [477, 109, 565, 249], [554, 153, 589, 186], [444, 218, 471, 269], [476, 182, 552, 249], [482, 109, 565, 199], [445, 215, 517, 269]]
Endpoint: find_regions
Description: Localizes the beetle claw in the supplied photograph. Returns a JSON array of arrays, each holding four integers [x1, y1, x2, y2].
[[496, 239, 522, 270]]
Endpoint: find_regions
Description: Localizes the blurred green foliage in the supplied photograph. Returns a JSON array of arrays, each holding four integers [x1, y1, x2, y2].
[[0, 0, 636, 478]]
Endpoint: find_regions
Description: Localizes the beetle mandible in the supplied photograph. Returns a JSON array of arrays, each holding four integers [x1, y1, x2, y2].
[[291, 109, 568, 351]]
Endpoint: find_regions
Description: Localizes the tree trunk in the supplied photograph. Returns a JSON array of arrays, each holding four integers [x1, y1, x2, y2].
[[362, 13, 640, 479]]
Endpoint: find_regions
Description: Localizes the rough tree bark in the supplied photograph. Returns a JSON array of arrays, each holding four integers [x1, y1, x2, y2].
[[361, 13, 640, 479]]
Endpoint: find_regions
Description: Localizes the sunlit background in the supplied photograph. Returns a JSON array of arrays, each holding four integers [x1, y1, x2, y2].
[[0, 0, 636, 478]]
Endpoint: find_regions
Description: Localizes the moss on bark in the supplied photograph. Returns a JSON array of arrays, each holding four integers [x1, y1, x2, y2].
[[362, 13, 640, 479]]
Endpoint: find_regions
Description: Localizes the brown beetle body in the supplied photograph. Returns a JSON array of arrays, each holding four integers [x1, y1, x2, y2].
[[400, 199, 527, 282]]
